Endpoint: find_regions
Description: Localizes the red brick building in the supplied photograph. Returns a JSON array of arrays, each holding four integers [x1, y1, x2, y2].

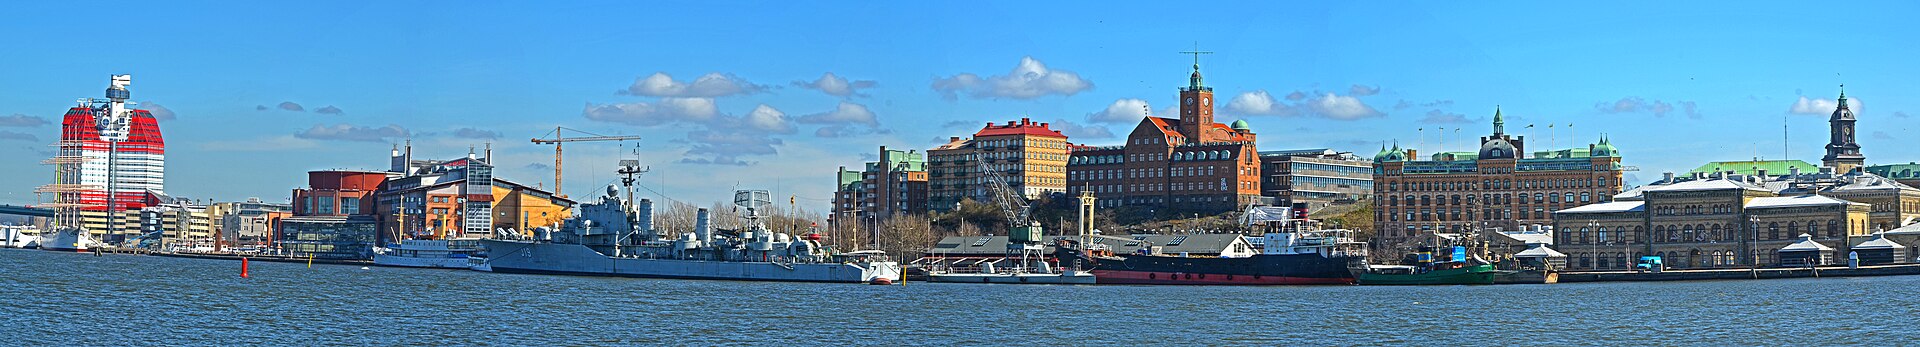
[[1067, 61, 1262, 215]]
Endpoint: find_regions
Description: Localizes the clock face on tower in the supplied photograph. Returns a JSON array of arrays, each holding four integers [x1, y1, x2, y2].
[[1185, 97, 1194, 105], [1203, 98, 1210, 106]]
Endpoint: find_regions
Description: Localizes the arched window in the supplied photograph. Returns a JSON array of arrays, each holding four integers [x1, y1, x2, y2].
[[1597, 227, 1608, 243], [1579, 227, 1590, 244], [1829, 220, 1841, 238], [1768, 222, 1781, 240], [1654, 225, 1665, 242]]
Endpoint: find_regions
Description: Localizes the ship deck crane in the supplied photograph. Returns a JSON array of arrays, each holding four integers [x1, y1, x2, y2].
[[531, 127, 642, 198]]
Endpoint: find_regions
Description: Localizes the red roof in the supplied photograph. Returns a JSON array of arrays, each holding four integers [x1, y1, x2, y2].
[[973, 118, 1066, 138], [1143, 117, 1186, 139]]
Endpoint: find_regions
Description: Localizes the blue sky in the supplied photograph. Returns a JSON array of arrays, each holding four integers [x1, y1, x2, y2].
[[2, 1, 1916, 212]]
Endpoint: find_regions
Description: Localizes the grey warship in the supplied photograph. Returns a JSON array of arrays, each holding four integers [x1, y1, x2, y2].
[[477, 161, 900, 284]]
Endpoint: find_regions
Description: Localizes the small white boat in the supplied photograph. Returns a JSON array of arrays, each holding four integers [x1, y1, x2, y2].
[[466, 256, 492, 272], [373, 238, 483, 269], [3, 226, 41, 248], [38, 227, 97, 252]]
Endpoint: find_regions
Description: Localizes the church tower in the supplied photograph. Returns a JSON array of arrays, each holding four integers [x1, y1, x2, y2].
[[1177, 50, 1214, 141], [1822, 85, 1864, 173]]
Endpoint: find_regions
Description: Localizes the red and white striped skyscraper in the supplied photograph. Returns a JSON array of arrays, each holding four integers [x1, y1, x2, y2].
[[57, 75, 166, 213]]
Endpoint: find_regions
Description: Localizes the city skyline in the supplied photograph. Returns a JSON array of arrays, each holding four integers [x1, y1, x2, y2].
[[3, 1, 1917, 213]]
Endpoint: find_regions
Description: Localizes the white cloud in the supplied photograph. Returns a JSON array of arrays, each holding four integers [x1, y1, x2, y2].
[[1047, 119, 1114, 139], [139, 101, 176, 120], [1227, 90, 1300, 116], [0, 130, 37, 142], [1349, 84, 1382, 96], [582, 97, 720, 126], [451, 127, 500, 139], [1305, 93, 1386, 120], [679, 127, 782, 166], [1789, 96, 1861, 115], [742, 104, 797, 134], [0, 113, 51, 127], [1394, 99, 1454, 110], [621, 72, 768, 97], [793, 72, 876, 98], [932, 56, 1093, 100], [1595, 97, 1699, 118], [1417, 110, 1475, 124], [294, 124, 410, 142], [1228, 90, 1383, 120], [796, 101, 879, 126], [1088, 98, 1151, 124]]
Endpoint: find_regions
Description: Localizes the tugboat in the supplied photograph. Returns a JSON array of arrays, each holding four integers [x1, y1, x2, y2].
[[476, 159, 900, 283], [1356, 245, 1500, 285]]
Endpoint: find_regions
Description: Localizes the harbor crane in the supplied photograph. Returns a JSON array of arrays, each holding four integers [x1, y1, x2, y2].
[[976, 158, 1048, 273], [531, 127, 642, 198]]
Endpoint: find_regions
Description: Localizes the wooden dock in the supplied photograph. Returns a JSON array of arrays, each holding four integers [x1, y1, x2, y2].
[[1559, 264, 1920, 282]]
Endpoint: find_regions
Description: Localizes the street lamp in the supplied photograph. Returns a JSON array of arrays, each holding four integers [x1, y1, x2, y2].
[[1747, 216, 1761, 267], [1588, 220, 1599, 270]]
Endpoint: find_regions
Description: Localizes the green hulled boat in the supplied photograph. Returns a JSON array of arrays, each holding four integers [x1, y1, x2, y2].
[[1356, 263, 1500, 285]]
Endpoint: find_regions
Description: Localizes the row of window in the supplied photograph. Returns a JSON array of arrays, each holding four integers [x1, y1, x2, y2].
[[1563, 220, 1857, 245], [1384, 192, 1600, 207], [1383, 177, 1612, 192]]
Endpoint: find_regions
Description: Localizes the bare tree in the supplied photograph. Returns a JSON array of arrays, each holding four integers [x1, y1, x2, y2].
[[875, 214, 935, 261]]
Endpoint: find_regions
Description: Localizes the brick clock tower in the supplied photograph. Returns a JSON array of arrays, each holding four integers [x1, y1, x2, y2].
[[1178, 49, 1214, 141], [1823, 85, 1865, 174]]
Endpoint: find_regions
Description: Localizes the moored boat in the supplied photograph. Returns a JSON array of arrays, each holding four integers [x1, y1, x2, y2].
[[1357, 264, 1500, 285], [1357, 246, 1500, 285], [1065, 230, 1368, 285], [473, 161, 899, 283], [373, 238, 483, 269], [37, 227, 97, 252]]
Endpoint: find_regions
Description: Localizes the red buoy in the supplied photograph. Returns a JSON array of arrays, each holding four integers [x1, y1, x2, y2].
[[241, 258, 251, 278]]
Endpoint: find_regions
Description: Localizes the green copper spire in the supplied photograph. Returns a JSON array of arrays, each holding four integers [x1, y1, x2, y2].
[[1838, 84, 1848, 106], [1493, 106, 1505, 135]]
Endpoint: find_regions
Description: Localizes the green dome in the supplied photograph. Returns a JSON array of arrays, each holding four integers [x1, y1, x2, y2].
[[1230, 119, 1251, 131], [1591, 134, 1620, 157], [1375, 142, 1407, 163]]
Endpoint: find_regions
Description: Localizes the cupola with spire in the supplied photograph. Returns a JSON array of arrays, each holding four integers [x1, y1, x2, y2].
[[1590, 134, 1620, 157]]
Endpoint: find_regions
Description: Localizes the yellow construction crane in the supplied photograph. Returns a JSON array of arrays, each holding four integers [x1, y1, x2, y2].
[[530, 126, 642, 198]]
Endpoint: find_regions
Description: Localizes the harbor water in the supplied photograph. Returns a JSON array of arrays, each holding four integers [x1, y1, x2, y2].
[[1, 247, 1907, 346]]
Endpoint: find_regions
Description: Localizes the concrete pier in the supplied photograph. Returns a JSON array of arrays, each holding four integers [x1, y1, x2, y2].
[[1560, 264, 1920, 282]]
